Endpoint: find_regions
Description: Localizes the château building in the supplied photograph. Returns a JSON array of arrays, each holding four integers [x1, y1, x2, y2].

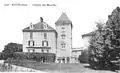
[[23, 12, 74, 63]]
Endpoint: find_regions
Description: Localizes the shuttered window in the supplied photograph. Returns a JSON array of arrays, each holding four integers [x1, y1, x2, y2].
[[42, 41, 48, 46], [28, 40, 35, 46]]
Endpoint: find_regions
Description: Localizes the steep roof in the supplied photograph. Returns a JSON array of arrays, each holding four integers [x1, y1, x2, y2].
[[55, 12, 72, 25], [58, 12, 71, 21], [23, 20, 56, 32]]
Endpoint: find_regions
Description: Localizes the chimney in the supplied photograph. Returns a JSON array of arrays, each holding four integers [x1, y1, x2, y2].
[[40, 17, 43, 22]]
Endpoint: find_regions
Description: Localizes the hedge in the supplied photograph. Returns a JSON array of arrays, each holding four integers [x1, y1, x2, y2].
[[0, 52, 14, 60], [14, 52, 56, 62], [78, 49, 89, 63], [0, 52, 56, 63]]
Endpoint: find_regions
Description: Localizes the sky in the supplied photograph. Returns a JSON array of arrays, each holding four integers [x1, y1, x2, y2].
[[0, 0, 120, 52]]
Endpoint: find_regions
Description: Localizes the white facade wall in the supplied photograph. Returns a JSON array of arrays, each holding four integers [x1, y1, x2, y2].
[[56, 24, 72, 57], [23, 31, 57, 53], [82, 36, 92, 49]]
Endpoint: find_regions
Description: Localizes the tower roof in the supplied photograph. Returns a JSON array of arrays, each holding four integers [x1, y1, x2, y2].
[[58, 12, 71, 21], [55, 12, 72, 24]]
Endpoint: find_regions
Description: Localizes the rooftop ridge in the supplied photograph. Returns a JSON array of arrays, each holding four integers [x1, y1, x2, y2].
[[56, 12, 71, 22]]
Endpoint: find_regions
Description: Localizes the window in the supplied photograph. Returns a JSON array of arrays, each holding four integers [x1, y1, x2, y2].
[[44, 33, 47, 39], [30, 23, 34, 29], [61, 27, 65, 29], [61, 34, 66, 39], [61, 31, 65, 33], [47, 50, 49, 53], [61, 42, 66, 48], [28, 49, 34, 52], [33, 49, 35, 52], [28, 40, 35, 46], [41, 49, 44, 53], [43, 23, 48, 29], [42, 41, 48, 46], [28, 49, 30, 52], [30, 32, 33, 39]]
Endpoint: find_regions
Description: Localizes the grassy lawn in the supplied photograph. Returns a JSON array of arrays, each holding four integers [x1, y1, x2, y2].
[[11, 60, 85, 73], [10, 60, 116, 73]]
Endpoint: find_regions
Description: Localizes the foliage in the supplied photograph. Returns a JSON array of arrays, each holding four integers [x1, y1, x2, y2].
[[0, 43, 22, 60], [88, 7, 120, 71], [78, 49, 89, 63], [12, 52, 56, 63], [0, 53, 13, 60], [0, 62, 13, 72], [2, 42, 22, 53]]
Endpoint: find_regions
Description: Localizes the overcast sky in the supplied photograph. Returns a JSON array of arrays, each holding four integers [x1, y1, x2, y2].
[[0, 0, 120, 51]]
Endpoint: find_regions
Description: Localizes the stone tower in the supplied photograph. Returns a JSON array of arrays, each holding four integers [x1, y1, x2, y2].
[[55, 12, 73, 63]]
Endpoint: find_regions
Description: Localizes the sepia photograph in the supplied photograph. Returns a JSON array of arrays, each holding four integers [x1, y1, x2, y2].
[[0, 0, 120, 73]]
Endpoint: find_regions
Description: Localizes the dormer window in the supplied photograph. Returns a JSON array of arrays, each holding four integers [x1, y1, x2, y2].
[[42, 22, 48, 29], [30, 22, 34, 29], [44, 24, 48, 29]]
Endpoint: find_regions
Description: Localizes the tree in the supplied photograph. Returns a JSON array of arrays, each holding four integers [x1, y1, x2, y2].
[[88, 7, 120, 71], [88, 21, 105, 69], [1, 42, 22, 60], [2, 42, 22, 53]]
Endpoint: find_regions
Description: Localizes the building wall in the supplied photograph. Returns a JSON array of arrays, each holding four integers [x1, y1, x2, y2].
[[82, 36, 92, 49], [56, 24, 72, 57], [23, 31, 57, 53], [72, 51, 82, 58]]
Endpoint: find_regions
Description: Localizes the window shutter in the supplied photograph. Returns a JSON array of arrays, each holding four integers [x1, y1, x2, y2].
[[28, 41, 30, 46], [42, 41, 48, 47], [33, 41, 35, 46], [47, 41, 48, 46], [42, 41, 44, 46]]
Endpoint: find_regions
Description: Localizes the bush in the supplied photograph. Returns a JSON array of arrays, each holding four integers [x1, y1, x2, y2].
[[13, 52, 56, 63], [78, 49, 89, 63], [0, 53, 13, 60]]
